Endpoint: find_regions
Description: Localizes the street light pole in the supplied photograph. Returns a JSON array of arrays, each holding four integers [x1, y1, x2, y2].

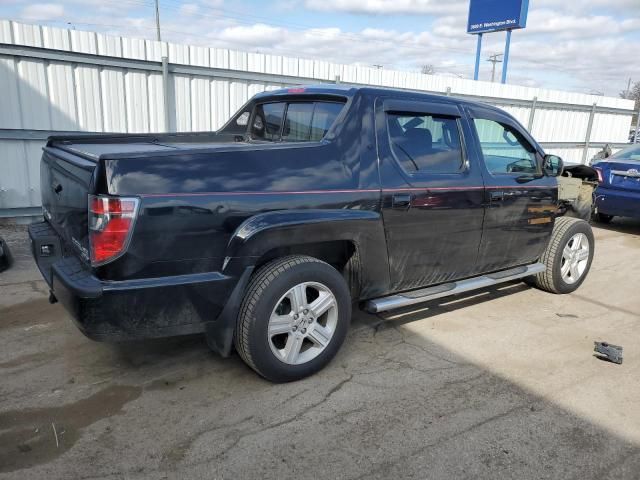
[[501, 29, 512, 84], [473, 33, 483, 81], [154, 0, 162, 41]]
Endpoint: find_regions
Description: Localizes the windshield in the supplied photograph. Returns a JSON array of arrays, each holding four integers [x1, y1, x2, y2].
[[612, 144, 640, 161]]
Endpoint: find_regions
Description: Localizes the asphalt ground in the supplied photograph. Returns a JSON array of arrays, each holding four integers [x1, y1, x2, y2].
[[1, 219, 639, 479]]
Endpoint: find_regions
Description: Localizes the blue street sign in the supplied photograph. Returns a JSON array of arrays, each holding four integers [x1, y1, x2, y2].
[[467, 0, 529, 34]]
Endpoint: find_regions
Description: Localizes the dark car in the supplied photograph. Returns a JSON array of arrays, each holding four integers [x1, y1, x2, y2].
[[0, 236, 13, 272], [592, 144, 640, 223], [29, 85, 595, 382]]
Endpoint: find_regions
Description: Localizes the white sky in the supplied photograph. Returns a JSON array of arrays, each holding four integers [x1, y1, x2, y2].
[[2, 0, 639, 96]]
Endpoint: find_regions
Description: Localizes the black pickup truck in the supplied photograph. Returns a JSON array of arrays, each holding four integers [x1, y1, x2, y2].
[[29, 85, 594, 382]]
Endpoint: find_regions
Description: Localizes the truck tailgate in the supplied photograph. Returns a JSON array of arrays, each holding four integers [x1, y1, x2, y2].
[[41, 148, 96, 263]]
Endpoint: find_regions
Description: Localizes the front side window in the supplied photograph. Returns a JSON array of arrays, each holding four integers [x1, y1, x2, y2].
[[473, 118, 539, 175], [387, 113, 464, 174], [251, 101, 344, 142]]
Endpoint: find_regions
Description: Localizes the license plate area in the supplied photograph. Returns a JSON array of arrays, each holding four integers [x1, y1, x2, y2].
[[29, 223, 63, 287]]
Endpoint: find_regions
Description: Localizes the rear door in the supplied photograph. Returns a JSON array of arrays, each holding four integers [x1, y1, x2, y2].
[[466, 105, 557, 273], [377, 98, 486, 292]]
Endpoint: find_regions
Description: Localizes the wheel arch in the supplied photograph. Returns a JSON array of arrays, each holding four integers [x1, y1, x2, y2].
[[224, 209, 391, 300]]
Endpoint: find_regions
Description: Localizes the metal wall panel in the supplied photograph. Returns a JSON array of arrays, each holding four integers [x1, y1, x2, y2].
[[47, 62, 78, 130], [42, 25, 70, 50], [70, 30, 97, 54], [145, 40, 165, 62], [0, 140, 30, 209], [211, 79, 231, 130], [12, 22, 42, 47], [173, 74, 191, 132], [74, 65, 103, 131], [97, 33, 123, 57], [532, 110, 590, 143], [100, 68, 127, 132], [123, 37, 146, 60], [229, 50, 248, 71], [211, 48, 229, 69], [191, 76, 211, 131], [0, 19, 12, 43], [23, 140, 43, 206], [125, 71, 150, 133], [190, 46, 209, 67], [147, 73, 166, 132], [0, 57, 22, 129], [17, 58, 51, 130], [230, 81, 249, 115]]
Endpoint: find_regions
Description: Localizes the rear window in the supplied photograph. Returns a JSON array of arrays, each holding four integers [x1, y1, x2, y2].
[[250, 101, 344, 142], [612, 144, 640, 161]]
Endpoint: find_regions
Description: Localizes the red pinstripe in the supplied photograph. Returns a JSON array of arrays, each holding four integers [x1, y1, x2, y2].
[[138, 184, 556, 198]]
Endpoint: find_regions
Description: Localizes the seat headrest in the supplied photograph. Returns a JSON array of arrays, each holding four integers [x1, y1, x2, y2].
[[403, 128, 432, 149]]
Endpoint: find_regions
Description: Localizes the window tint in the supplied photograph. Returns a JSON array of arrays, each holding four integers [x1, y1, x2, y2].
[[387, 113, 464, 174], [251, 102, 285, 141], [283, 103, 314, 141], [310, 102, 344, 141], [473, 118, 539, 175], [251, 101, 344, 142]]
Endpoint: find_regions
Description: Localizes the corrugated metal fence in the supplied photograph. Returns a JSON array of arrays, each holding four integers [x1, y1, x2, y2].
[[0, 20, 636, 217]]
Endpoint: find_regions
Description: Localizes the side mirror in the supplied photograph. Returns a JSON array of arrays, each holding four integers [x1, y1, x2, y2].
[[543, 154, 564, 177]]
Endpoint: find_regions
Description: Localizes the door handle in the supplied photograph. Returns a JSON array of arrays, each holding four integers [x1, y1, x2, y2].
[[392, 193, 411, 210]]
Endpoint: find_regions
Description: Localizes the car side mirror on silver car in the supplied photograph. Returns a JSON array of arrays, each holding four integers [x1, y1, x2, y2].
[[543, 154, 564, 177]]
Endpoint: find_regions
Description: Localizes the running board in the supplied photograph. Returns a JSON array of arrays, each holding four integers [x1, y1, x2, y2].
[[365, 263, 546, 313]]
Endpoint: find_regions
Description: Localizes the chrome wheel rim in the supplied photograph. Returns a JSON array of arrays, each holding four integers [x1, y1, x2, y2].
[[560, 233, 590, 284], [267, 282, 338, 365]]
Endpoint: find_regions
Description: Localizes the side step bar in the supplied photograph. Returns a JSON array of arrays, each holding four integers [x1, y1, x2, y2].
[[365, 262, 546, 313]]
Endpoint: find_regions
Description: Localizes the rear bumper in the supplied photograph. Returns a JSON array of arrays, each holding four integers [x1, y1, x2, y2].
[[595, 186, 640, 218], [29, 221, 240, 342]]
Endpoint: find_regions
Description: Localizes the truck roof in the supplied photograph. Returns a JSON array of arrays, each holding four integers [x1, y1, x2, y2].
[[254, 84, 501, 113], [47, 84, 505, 161]]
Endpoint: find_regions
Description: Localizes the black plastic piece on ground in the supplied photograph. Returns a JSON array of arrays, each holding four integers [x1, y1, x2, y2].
[[594, 341, 623, 364], [0, 236, 13, 273]]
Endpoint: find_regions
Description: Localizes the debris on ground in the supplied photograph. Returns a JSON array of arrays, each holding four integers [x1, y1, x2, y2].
[[594, 341, 623, 364]]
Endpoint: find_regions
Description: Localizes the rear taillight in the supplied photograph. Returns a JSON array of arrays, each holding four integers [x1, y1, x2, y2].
[[88, 195, 139, 266], [594, 167, 604, 183]]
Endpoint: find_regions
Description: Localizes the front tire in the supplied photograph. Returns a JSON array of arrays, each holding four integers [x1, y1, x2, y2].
[[235, 255, 351, 382], [529, 216, 594, 294]]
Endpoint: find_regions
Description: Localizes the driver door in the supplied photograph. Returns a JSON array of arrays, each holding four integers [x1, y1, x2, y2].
[[466, 105, 558, 273]]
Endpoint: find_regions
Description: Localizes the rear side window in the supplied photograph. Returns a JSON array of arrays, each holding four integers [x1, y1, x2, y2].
[[283, 103, 315, 141], [473, 119, 540, 175], [252, 102, 286, 141], [387, 113, 464, 174], [251, 101, 344, 142]]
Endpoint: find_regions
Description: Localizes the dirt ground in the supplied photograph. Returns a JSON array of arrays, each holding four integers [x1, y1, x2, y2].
[[1, 219, 639, 479]]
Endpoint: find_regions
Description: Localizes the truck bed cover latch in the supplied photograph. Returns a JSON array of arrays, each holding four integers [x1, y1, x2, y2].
[[594, 341, 623, 364]]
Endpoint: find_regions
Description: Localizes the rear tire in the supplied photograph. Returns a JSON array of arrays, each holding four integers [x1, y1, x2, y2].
[[528, 216, 594, 294], [235, 255, 351, 382], [593, 212, 614, 224]]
